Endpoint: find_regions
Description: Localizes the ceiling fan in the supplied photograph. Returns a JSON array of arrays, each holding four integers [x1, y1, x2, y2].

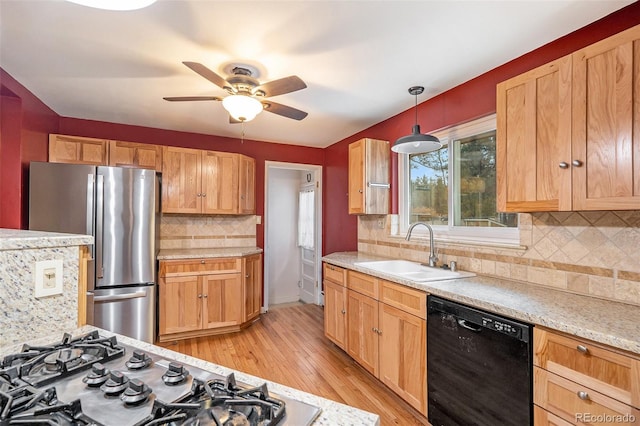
[[164, 62, 308, 123]]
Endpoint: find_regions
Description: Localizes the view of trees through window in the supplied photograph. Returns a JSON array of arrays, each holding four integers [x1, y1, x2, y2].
[[409, 130, 517, 228]]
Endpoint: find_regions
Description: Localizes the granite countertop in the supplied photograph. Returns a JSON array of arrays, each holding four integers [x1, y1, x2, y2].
[[323, 251, 640, 355], [157, 246, 263, 260], [0, 228, 93, 250], [0, 325, 379, 426]]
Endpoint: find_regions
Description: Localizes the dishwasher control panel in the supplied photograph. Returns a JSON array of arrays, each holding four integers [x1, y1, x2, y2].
[[481, 317, 520, 337]]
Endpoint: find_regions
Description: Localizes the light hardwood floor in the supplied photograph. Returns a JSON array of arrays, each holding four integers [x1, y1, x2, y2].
[[159, 303, 429, 426]]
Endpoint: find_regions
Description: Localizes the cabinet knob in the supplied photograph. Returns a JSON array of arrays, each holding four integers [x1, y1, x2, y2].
[[341, 309, 346, 315], [246, 274, 250, 278], [576, 344, 589, 354], [200, 260, 205, 264], [197, 193, 202, 197], [572, 160, 583, 167], [203, 294, 208, 298], [198, 294, 203, 298], [358, 189, 363, 193], [577, 391, 590, 401], [559, 162, 569, 169], [202, 193, 206, 197]]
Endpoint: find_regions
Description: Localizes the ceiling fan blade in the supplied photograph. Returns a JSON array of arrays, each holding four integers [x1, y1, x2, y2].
[[262, 100, 308, 121], [254, 76, 306, 97], [182, 62, 234, 92], [163, 96, 221, 102]]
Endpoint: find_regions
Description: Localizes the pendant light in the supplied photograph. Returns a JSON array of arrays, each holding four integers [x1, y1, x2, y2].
[[391, 86, 442, 154]]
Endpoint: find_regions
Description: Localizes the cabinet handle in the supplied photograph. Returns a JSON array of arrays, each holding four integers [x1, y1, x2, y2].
[[572, 160, 583, 167], [577, 391, 590, 401], [559, 162, 569, 169], [576, 344, 589, 354]]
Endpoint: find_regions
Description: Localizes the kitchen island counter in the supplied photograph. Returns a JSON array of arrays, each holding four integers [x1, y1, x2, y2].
[[157, 246, 262, 260], [0, 325, 380, 426], [323, 251, 640, 355]]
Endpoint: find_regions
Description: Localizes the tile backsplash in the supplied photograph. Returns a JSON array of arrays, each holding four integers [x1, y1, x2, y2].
[[159, 215, 257, 249], [358, 211, 640, 306]]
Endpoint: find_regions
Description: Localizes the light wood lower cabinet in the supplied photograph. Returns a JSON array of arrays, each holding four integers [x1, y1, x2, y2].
[[158, 255, 261, 342], [323, 263, 427, 416], [533, 327, 640, 425]]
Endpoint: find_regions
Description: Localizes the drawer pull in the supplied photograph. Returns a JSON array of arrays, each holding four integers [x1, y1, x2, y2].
[[576, 344, 589, 354], [577, 391, 590, 401], [200, 260, 205, 264]]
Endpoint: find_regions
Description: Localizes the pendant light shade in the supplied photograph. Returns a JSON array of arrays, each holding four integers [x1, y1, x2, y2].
[[391, 86, 442, 154]]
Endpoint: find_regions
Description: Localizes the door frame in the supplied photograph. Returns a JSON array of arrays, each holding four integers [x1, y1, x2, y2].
[[264, 161, 323, 312]]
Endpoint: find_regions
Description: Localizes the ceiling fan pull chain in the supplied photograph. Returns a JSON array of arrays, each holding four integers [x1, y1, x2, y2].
[[241, 121, 245, 144]]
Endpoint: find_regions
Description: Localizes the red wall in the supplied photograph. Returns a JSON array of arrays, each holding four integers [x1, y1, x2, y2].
[[0, 69, 59, 229], [322, 1, 640, 254]]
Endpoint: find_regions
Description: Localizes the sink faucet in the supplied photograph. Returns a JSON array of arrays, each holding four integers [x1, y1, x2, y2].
[[405, 222, 438, 267]]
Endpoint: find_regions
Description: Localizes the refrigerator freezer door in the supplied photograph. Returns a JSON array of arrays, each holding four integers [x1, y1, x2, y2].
[[92, 286, 156, 343], [96, 167, 157, 288]]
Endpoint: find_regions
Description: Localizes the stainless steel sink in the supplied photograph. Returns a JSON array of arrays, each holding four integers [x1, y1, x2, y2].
[[353, 259, 475, 282]]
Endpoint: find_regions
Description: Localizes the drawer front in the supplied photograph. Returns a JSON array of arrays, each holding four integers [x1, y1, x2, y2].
[[534, 367, 640, 425], [379, 280, 427, 319], [347, 270, 378, 299], [323, 263, 346, 286], [160, 258, 242, 277], [534, 328, 640, 408], [534, 405, 574, 426]]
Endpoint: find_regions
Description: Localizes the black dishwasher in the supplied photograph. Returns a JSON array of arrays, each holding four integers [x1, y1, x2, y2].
[[427, 296, 532, 426]]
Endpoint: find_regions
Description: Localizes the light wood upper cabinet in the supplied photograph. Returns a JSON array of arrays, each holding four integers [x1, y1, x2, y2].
[[238, 155, 256, 214], [49, 134, 109, 165], [161, 146, 202, 214], [497, 56, 572, 212], [572, 25, 640, 210], [108, 140, 162, 171], [348, 138, 390, 214], [202, 150, 239, 214], [162, 147, 256, 215], [497, 24, 640, 212]]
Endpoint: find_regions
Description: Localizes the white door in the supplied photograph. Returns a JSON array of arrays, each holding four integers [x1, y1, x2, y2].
[[298, 186, 316, 303]]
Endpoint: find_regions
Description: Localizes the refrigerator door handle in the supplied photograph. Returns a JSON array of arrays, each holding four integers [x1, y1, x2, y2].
[[94, 290, 148, 303], [96, 174, 105, 279], [86, 174, 95, 259]]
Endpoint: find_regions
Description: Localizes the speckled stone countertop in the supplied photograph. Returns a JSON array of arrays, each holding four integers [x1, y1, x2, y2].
[[157, 247, 263, 260], [323, 251, 640, 355], [0, 326, 380, 426], [0, 228, 93, 250]]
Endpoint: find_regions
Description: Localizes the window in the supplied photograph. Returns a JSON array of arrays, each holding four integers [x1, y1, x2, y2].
[[399, 114, 519, 245]]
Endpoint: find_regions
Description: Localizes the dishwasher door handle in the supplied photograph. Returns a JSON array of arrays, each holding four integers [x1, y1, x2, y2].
[[458, 319, 482, 332]]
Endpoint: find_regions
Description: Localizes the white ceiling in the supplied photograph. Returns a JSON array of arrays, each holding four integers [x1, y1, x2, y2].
[[0, 0, 634, 148]]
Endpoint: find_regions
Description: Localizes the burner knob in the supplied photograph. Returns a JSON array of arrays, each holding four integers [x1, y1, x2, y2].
[[162, 362, 190, 385], [120, 378, 152, 405], [83, 362, 110, 387], [125, 350, 152, 370], [100, 370, 129, 396]]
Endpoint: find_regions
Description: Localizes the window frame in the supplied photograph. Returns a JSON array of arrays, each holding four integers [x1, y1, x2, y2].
[[398, 113, 520, 245]]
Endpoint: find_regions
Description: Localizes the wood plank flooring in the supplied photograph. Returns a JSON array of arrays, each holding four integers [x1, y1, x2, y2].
[[158, 303, 429, 426]]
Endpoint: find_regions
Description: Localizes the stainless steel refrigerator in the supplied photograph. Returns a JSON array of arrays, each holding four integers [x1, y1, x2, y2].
[[29, 161, 160, 343]]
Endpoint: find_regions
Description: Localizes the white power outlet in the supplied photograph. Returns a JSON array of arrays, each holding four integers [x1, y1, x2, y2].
[[377, 218, 385, 229], [35, 259, 63, 298]]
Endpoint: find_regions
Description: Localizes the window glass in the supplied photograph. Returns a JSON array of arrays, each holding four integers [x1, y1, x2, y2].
[[401, 115, 519, 244]]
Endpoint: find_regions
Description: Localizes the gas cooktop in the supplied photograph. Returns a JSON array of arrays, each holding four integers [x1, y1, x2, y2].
[[0, 330, 321, 425]]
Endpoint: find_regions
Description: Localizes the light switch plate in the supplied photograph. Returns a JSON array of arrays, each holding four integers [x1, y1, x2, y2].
[[35, 259, 63, 298]]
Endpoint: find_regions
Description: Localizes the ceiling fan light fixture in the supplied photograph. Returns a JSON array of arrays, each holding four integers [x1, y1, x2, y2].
[[391, 86, 442, 154], [222, 95, 263, 122], [66, 0, 157, 11]]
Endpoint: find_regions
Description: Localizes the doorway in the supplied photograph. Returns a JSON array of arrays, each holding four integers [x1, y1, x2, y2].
[[264, 162, 322, 311]]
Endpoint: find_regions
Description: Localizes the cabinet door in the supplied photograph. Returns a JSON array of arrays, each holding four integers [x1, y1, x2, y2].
[[49, 134, 109, 165], [496, 55, 573, 212], [238, 155, 256, 214], [572, 25, 640, 210], [243, 254, 262, 321], [533, 405, 574, 426], [347, 289, 379, 376], [379, 303, 427, 415], [348, 140, 366, 214], [109, 140, 162, 171], [323, 280, 347, 349], [161, 146, 202, 213], [158, 276, 202, 335], [202, 151, 239, 214], [202, 273, 243, 329]]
